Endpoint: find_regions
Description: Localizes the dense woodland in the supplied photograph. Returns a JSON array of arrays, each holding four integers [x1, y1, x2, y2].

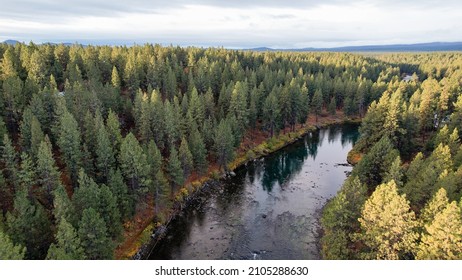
[[0, 42, 460, 260], [322, 53, 462, 259]]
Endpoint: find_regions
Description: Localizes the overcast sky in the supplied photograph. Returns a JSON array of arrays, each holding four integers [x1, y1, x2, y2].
[[1, 0, 461, 48]]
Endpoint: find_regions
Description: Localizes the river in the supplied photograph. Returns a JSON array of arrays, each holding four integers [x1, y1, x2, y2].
[[148, 123, 359, 260]]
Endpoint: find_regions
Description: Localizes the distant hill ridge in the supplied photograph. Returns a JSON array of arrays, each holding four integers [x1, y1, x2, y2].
[[2, 40, 462, 52], [247, 42, 462, 52]]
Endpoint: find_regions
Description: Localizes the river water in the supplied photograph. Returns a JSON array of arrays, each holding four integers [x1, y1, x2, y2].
[[149, 124, 359, 260]]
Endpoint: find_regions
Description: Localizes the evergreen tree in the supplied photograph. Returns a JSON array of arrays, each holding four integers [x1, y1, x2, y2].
[[52, 184, 76, 226], [57, 111, 82, 184], [383, 155, 403, 187], [328, 96, 337, 115], [111, 66, 121, 90], [417, 202, 462, 259], [30, 116, 44, 159], [229, 81, 249, 133], [214, 118, 234, 171], [311, 88, 323, 122], [1, 134, 18, 189], [167, 147, 184, 188], [46, 218, 85, 260], [146, 140, 162, 188], [357, 180, 418, 260], [118, 133, 150, 196], [189, 126, 208, 174], [353, 136, 399, 189], [154, 170, 171, 215], [6, 189, 52, 259], [108, 168, 134, 220], [0, 229, 26, 260], [263, 88, 281, 137], [36, 136, 61, 202], [78, 208, 113, 260], [17, 152, 36, 191], [420, 188, 449, 227], [96, 125, 115, 183], [106, 109, 122, 155], [179, 137, 193, 178]]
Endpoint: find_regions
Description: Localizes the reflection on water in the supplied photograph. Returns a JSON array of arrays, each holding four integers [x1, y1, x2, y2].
[[149, 124, 359, 260]]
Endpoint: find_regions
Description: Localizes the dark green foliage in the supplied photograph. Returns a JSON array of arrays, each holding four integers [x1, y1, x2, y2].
[[96, 125, 115, 182], [78, 208, 113, 260], [214, 118, 234, 171], [321, 176, 367, 259], [6, 189, 52, 259], [189, 126, 208, 174], [57, 111, 82, 184], [36, 136, 61, 201], [0, 229, 26, 260], [328, 96, 337, 115], [179, 137, 193, 178], [118, 133, 150, 197], [167, 147, 184, 188], [353, 136, 399, 189], [263, 87, 281, 137], [73, 170, 122, 239], [1, 134, 18, 189], [311, 88, 323, 121], [403, 144, 453, 206], [46, 218, 85, 260], [108, 168, 134, 220]]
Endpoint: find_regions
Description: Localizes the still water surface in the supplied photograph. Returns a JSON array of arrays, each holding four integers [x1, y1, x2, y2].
[[149, 124, 359, 260]]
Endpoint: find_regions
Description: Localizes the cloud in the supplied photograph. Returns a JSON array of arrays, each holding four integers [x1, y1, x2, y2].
[[1, 0, 462, 48]]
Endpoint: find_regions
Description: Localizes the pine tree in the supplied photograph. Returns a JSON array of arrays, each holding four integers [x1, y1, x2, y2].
[[417, 202, 462, 259], [57, 111, 82, 184], [214, 118, 234, 171], [420, 188, 449, 226], [111, 66, 121, 90], [263, 88, 281, 137], [36, 136, 61, 202], [30, 116, 44, 159], [46, 218, 85, 260], [2, 75, 23, 127], [150, 90, 165, 150], [383, 155, 403, 187], [353, 136, 399, 189], [0, 229, 26, 260], [357, 180, 418, 260], [52, 184, 76, 226], [118, 133, 150, 196], [328, 96, 337, 115], [1, 133, 18, 189], [164, 100, 180, 149], [146, 140, 162, 189], [229, 81, 249, 135], [167, 147, 184, 188], [17, 152, 36, 191], [6, 189, 52, 259], [78, 208, 113, 259], [98, 184, 122, 240], [108, 168, 134, 220], [19, 108, 33, 152], [189, 126, 208, 174], [106, 109, 122, 155], [311, 88, 323, 122], [179, 137, 193, 178], [96, 125, 115, 183], [154, 170, 171, 215]]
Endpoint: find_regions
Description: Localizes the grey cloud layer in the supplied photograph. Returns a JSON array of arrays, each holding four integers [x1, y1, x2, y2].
[[1, 0, 461, 48]]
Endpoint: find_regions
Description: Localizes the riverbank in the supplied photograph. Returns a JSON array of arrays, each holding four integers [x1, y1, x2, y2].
[[116, 111, 361, 259]]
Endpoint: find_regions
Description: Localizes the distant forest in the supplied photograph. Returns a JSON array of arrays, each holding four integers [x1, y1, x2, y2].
[[0, 42, 461, 259]]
